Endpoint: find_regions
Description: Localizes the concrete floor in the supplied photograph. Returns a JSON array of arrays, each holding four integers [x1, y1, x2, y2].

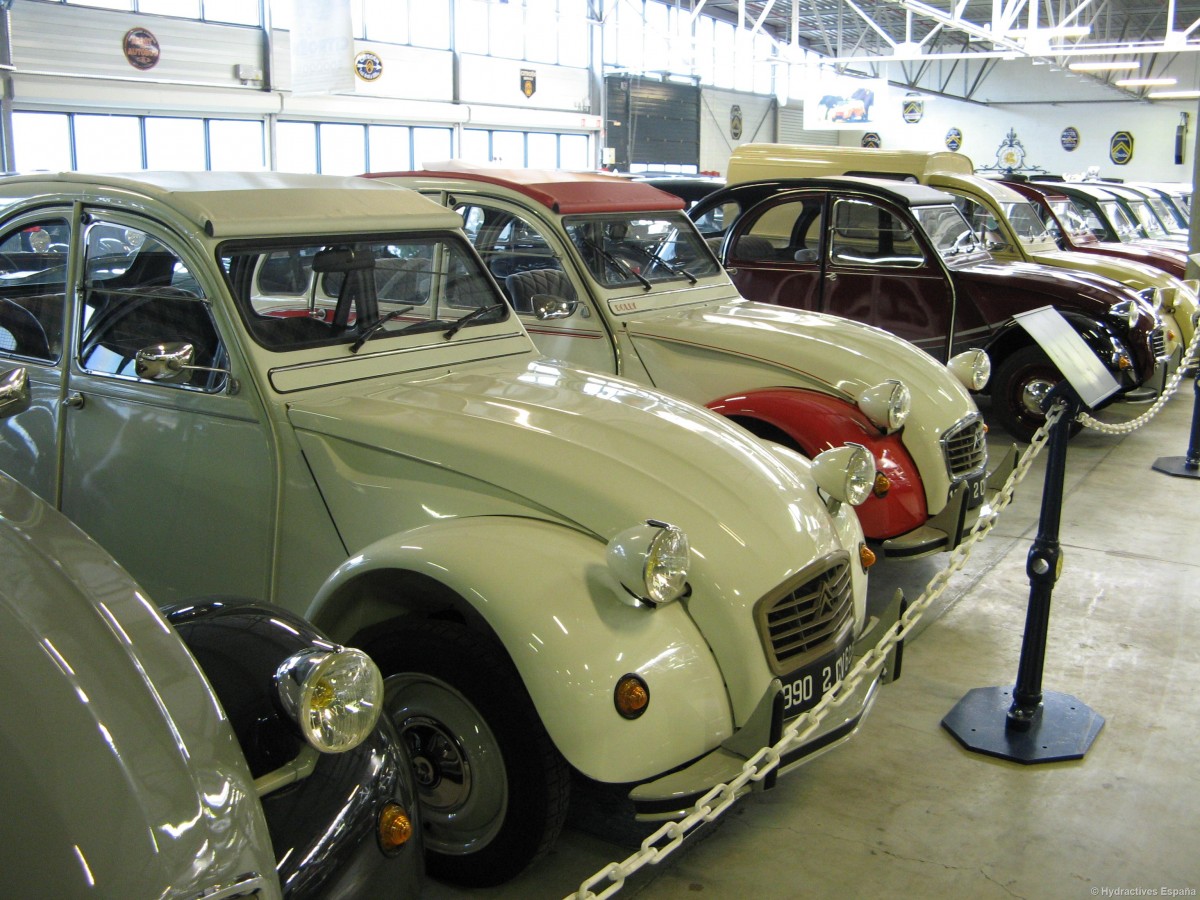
[[427, 390, 1200, 900]]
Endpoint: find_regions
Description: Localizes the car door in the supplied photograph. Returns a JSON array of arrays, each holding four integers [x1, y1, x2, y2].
[[456, 201, 617, 374], [60, 211, 277, 606], [722, 193, 826, 312], [0, 213, 72, 504]]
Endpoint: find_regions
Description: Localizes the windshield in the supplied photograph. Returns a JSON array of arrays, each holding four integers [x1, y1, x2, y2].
[[1001, 201, 1053, 245], [220, 234, 508, 352], [1046, 199, 1095, 242], [1099, 200, 1142, 242], [911, 204, 986, 258], [1146, 195, 1185, 231], [563, 213, 720, 288], [1127, 199, 1168, 238]]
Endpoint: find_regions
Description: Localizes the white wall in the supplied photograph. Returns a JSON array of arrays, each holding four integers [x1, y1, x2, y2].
[[698, 88, 776, 174]]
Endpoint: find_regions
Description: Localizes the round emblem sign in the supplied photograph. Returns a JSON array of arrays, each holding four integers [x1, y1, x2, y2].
[[122, 27, 160, 71], [355, 51, 383, 81], [861, 132, 882, 149], [1109, 131, 1134, 165], [902, 93, 924, 124], [730, 105, 743, 141], [945, 127, 963, 151], [1061, 126, 1080, 152]]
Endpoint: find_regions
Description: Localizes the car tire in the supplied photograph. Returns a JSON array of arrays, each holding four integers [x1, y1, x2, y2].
[[991, 344, 1079, 443], [370, 620, 570, 887]]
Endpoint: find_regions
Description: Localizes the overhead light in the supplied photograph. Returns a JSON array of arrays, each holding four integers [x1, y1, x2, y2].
[[1148, 90, 1200, 100], [1115, 77, 1178, 88], [1068, 60, 1141, 72]]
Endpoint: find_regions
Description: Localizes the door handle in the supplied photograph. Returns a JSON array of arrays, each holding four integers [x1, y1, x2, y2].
[[63, 392, 85, 410], [825, 272, 838, 281]]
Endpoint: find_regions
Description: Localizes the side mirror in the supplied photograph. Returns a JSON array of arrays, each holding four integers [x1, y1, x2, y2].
[[533, 294, 577, 320], [0, 368, 30, 418], [135, 342, 237, 393]]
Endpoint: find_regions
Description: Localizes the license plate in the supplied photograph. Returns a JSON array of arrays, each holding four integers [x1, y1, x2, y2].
[[964, 470, 987, 510], [780, 631, 855, 718]]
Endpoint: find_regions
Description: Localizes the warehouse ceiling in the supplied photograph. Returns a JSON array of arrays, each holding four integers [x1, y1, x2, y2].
[[695, 0, 1200, 103]]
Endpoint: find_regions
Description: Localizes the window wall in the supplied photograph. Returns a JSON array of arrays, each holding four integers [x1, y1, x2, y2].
[[460, 130, 591, 169], [57, 0, 258, 25]]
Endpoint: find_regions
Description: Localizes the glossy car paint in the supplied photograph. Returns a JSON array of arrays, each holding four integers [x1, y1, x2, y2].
[[371, 167, 985, 550], [689, 177, 1163, 438], [0, 473, 282, 900], [0, 172, 876, 840]]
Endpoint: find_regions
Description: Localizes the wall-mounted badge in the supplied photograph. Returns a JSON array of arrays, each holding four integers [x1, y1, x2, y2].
[[521, 69, 537, 98], [902, 93, 923, 124], [945, 127, 963, 151], [123, 27, 160, 71], [1109, 131, 1134, 165], [730, 105, 743, 140], [861, 132, 882, 148], [1061, 126, 1080, 152], [355, 51, 383, 82]]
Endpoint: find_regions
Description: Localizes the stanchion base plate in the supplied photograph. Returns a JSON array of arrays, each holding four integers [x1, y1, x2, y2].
[[942, 687, 1104, 764], [1151, 457, 1200, 479]]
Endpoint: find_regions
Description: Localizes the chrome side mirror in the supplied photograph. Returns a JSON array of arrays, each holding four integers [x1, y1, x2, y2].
[[135, 342, 237, 393], [0, 368, 30, 418], [533, 294, 577, 321]]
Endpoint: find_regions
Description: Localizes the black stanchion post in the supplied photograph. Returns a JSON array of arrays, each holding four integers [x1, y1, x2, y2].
[[1151, 370, 1200, 479], [942, 384, 1104, 763]]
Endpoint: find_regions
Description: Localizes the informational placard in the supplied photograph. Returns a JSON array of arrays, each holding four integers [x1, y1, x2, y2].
[[290, 0, 354, 95], [1013, 306, 1120, 409]]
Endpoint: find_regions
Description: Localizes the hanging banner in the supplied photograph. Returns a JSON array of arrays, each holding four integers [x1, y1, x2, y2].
[[290, 0, 354, 95], [802, 65, 888, 130]]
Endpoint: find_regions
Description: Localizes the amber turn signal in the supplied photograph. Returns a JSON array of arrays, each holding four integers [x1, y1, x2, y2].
[[1117, 354, 1133, 370], [872, 472, 891, 498], [859, 543, 877, 570], [378, 802, 414, 852], [614, 674, 650, 719]]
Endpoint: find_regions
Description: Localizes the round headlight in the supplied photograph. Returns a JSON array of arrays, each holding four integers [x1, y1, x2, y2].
[[811, 443, 876, 507], [857, 380, 911, 432], [275, 647, 384, 753], [606, 520, 691, 607], [1115, 298, 1141, 329], [947, 348, 991, 391]]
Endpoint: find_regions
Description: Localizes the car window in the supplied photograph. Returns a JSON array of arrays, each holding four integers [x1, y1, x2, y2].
[[0, 219, 71, 363], [911, 203, 983, 257], [78, 221, 227, 391], [454, 204, 575, 312], [563, 212, 720, 287], [221, 233, 507, 351], [730, 197, 824, 264], [830, 198, 924, 267]]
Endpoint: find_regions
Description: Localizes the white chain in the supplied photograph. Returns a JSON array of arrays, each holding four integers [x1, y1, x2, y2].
[[566, 405, 1065, 900], [1078, 324, 1200, 435]]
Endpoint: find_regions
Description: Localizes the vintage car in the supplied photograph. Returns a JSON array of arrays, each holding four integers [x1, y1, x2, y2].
[[0, 171, 892, 887], [688, 177, 1167, 442], [368, 165, 997, 562], [723, 144, 1191, 364], [0, 469, 421, 899]]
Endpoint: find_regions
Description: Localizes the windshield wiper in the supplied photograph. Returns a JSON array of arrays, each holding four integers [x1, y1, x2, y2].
[[442, 302, 508, 340], [350, 306, 413, 353], [642, 248, 697, 284], [578, 236, 652, 291]]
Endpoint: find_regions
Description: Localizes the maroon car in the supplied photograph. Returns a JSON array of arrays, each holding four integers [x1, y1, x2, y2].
[[690, 176, 1167, 441], [1002, 179, 1188, 280]]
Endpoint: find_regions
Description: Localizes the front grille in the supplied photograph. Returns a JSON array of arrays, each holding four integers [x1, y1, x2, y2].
[[941, 414, 987, 480], [1150, 326, 1168, 360], [756, 553, 854, 675]]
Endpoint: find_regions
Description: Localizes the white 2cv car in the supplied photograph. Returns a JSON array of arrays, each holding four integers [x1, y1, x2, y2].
[[368, 165, 999, 561], [0, 171, 898, 887]]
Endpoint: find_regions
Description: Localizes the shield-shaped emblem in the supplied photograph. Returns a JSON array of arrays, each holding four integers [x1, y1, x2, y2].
[[902, 93, 924, 124], [861, 132, 882, 149], [520, 69, 537, 98], [730, 105, 743, 140], [1109, 131, 1134, 165]]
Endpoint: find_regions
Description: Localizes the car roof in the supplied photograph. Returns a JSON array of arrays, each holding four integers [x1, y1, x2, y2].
[[0, 170, 463, 239], [365, 164, 687, 215], [698, 175, 955, 208], [1031, 180, 1128, 201]]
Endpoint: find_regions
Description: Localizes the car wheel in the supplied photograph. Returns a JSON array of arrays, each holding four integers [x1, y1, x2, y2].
[[371, 620, 570, 887], [992, 345, 1079, 442]]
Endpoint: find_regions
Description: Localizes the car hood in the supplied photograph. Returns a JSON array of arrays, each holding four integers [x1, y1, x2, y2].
[[1031, 247, 1181, 292], [0, 478, 277, 899], [955, 257, 1141, 314], [622, 297, 977, 421], [287, 357, 850, 583]]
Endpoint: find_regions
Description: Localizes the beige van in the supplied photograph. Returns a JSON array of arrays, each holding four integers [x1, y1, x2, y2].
[[726, 143, 1194, 351]]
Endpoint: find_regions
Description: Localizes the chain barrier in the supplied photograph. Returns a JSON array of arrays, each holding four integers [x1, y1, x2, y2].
[[567, 404, 1068, 900], [568, 324, 1198, 899], [1078, 322, 1200, 435]]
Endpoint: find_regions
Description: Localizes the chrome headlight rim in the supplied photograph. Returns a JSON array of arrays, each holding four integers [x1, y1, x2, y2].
[[812, 442, 877, 507], [275, 646, 384, 754], [857, 379, 911, 432], [1115, 298, 1142, 329], [947, 348, 992, 391], [606, 519, 691, 607]]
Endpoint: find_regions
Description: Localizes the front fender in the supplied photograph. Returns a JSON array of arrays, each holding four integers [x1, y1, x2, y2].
[[709, 388, 927, 541], [308, 516, 734, 785]]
